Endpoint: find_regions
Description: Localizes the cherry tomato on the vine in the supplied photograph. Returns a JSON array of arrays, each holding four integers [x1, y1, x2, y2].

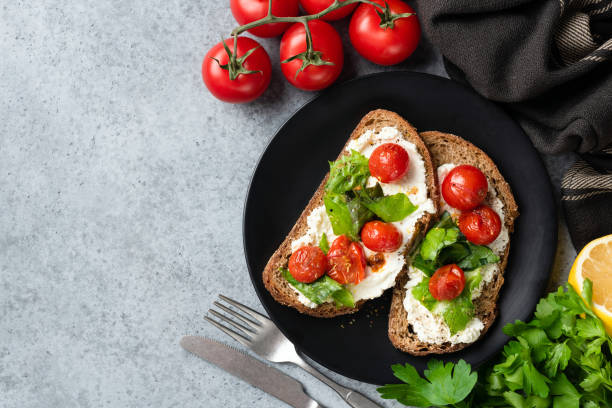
[[361, 221, 403, 252], [289, 245, 328, 283], [369, 143, 410, 183], [429, 264, 465, 301], [230, 0, 299, 38], [299, 0, 358, 21], [458, 205, 502, 245], [441, 165, 488, 211], [327, 235, 366, 284], [349, 0, 420, 66], [280, 20, 344, 91], [202, 37, 271, 103]]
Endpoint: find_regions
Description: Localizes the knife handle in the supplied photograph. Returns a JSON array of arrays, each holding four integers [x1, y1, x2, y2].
[[293, 353, 382, 408]]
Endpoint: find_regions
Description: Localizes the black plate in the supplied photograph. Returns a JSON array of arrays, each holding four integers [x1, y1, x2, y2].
[[243, 72, 556, 385]]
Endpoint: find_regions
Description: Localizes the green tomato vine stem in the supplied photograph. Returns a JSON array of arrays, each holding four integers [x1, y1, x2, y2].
[[219, 0, 416, 79]]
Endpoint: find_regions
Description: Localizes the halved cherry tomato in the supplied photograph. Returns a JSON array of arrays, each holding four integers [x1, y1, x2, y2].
[[429, 264, 465, 301], [458, 205, 502, 245], [288, 245, 328, 283], [327, 235, 366, 284], [441, 165, 488, 211], [368, 143, 410, 183], [360, 221, 402, 252], [299, 0, 358, 21], [230, 0, 299, 38]]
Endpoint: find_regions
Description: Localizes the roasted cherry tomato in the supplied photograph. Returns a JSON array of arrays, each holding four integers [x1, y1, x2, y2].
[[230, 0, 299, 38], [299, 0, 358, 21], [429, 264, 465, 301], [368, 143, 410, 183], [458, 205, 502, 245], [441, 165, 488, 211], [349, 0, 420, 66], [202, 37, 272, 103], [327, 235, 366, 284], [279, 20, 344, 91], [288, 245, 328, 283], [360, 221, 402, 252]]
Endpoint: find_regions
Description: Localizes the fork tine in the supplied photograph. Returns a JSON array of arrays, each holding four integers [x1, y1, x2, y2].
[[213, 301, 261, 328], [204, 315, 252, 348], [209, 309, 257, 334], [218, 294, 270, 324]]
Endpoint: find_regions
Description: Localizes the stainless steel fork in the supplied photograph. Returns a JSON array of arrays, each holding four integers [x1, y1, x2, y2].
[[205, 294, 382, 408]]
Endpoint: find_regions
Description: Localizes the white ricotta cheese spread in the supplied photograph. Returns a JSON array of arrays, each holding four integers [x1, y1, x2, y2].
[[288, 126, 436, 307], [401, 163, 510, 343]]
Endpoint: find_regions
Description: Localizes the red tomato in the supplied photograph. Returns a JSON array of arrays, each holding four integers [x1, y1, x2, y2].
[[299, 0, 358, 21], [368, 143, 410, 183], [360, 221, 402, 252], [280, 20, 344, 91], [458, 205, 502, 245], [202, 37, 271, 103], [441, 165, 488, 211], [327, 235, 366, 284], [429, 264, 465, 301], [349, 0, 420, 66], [288, 245, 328, 283], [230, 0, 299, 38]]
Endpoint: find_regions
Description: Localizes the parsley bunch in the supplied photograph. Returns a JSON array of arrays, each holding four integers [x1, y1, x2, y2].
[[378, 280, 612, 407]]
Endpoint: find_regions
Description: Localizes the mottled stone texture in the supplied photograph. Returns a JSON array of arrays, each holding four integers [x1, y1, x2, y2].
[[0, 1, 574, 407]]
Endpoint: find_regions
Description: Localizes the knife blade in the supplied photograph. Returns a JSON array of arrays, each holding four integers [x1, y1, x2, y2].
[[180, 336, 324, 408]]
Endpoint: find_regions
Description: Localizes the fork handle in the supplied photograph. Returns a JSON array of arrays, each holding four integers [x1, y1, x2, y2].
[[293, 354, 382, 408]]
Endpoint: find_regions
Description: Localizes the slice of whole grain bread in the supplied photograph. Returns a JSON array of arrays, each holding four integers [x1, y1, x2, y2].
[[388, 131, 519, 354], [262, 110, 439, 317]]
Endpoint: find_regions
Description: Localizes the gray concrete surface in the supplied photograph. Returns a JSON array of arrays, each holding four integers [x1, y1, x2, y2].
[[1, 1, 576, 407]]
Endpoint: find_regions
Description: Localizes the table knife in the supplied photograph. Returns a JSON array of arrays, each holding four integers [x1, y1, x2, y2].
[[180, 336, 324, 408]]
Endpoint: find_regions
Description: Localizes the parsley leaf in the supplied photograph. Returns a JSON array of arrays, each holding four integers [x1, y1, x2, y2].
[[377, 360, 477, 407]]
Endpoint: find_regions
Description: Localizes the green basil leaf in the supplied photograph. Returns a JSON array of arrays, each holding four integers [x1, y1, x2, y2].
[[359, 186, 418, 222], [411, 278, 437, 311], [412, 253, 439, 277], [281, 268, 355, 308], [323, 193, 373, 241], [457, 243, 500, 271], [438, 242, 471, 265], [325, 150, 370, 194], [318, 233, 330, 255], [420, 226, 461, 261], [441, 292, 475, 336]]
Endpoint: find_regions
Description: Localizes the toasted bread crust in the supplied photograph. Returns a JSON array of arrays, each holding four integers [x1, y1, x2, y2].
[[388, 131, 519, 354], [263, 110, 439, 317]]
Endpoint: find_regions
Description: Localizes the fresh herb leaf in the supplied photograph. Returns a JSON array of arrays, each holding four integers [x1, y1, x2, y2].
[[358, 183, 418, 222], [583, 278, 593, 307], [280, 268, 354, 308], [323, 193, 373, 241], [457, 243, 500, 271], [420, 226, 460, 261], [377, 360, 478, 407], [318, 233, 329, 255], [325, 150, 370, 194], [412, 252, 438, 277], [411, 277, 437, 311], [441, 292, 475, 336]]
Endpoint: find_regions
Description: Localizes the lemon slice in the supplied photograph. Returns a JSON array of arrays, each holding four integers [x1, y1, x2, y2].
[[568, 234, 612, 334]]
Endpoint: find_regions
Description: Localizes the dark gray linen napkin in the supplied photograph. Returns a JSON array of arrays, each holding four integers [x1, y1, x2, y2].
[[416, 0, 612, 251]]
